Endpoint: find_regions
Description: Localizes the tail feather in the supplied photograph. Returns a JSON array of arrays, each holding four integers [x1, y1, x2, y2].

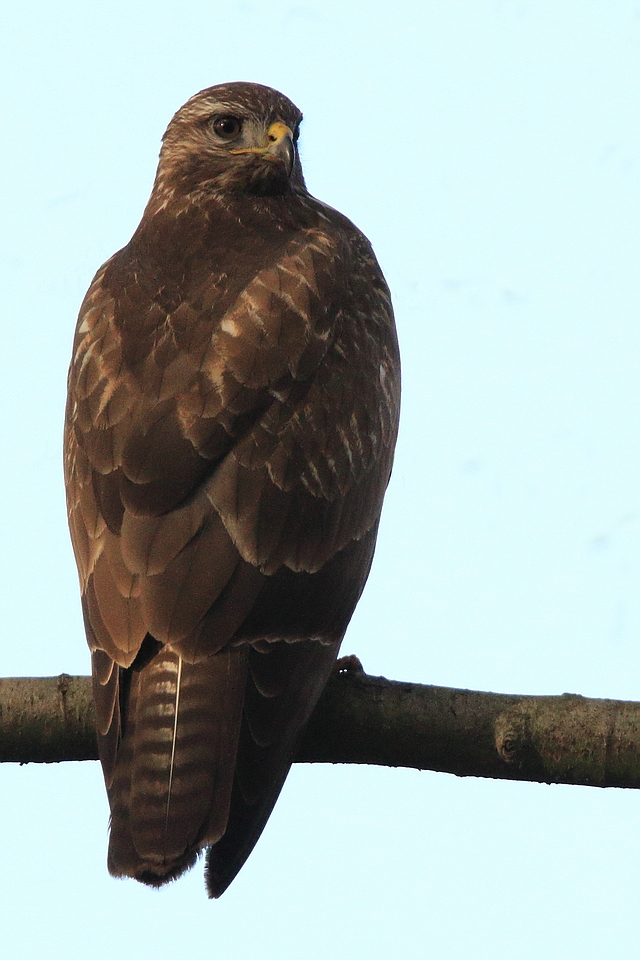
[[105, 646, 248, 886]]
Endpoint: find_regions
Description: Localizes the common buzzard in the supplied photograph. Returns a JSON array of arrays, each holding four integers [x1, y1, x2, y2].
[[64, 82, 400, 897]]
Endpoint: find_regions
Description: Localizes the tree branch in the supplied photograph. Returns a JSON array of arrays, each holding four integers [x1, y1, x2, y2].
[[3, 669, 640, 788]]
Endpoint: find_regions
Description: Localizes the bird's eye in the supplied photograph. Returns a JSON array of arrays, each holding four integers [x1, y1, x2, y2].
[[212, 116, 243, 141]]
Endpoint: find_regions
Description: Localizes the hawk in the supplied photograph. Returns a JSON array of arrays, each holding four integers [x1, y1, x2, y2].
[[64, 82, 400, 897]]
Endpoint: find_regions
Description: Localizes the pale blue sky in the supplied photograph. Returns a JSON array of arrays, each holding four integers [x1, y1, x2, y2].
[[2, 2, 640, 957]]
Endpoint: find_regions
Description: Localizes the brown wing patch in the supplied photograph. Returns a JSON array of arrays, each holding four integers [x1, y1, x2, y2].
[[66, 223, 399, 664], [205, 243, 400, 573], [205, 636, 340, 898]]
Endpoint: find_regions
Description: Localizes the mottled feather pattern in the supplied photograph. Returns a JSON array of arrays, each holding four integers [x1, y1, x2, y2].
[[64, 82, 400, 896]]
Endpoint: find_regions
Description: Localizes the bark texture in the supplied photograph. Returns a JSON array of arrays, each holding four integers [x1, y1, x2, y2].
[[3, 669, 640, 789]]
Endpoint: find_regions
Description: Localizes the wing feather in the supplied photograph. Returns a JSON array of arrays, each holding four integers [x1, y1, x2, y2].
[[65, 184, 400, 890]]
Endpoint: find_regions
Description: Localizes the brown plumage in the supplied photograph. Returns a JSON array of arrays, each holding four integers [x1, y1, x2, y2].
[[64, 81, 400, 897]]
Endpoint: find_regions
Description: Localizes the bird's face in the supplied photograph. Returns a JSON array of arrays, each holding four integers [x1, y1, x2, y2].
[[156, 82, 306, 200]]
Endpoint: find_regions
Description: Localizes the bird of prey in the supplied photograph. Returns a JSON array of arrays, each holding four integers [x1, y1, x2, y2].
[[64, 81, 400, 897]]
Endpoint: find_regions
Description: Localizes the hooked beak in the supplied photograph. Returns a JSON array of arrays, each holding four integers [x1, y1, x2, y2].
[[230, 121, 294, 177]]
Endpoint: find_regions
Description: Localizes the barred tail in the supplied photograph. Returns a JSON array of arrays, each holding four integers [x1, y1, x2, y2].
[[104, 646, 248, 886]]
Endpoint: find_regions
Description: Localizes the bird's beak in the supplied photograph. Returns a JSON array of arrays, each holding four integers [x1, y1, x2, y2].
[[230, 121, 295, 176]]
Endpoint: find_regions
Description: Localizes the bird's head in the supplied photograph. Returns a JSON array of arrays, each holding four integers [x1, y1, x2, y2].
[[153, 82, 306, 203]]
